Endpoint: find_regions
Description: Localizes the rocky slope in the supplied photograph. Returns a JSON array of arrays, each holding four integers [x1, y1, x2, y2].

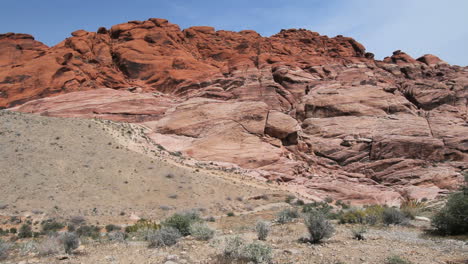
[[1, 18, 467, 204]]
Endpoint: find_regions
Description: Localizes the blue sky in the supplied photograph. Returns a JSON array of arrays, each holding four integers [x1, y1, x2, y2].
[[1, 0, 467, 65]]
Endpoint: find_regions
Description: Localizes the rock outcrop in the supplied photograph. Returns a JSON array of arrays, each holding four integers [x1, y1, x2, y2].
[[3, 18, 467, 204]]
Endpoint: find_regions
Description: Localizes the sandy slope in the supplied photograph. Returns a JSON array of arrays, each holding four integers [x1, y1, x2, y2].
[[0, 110, 286, 224]]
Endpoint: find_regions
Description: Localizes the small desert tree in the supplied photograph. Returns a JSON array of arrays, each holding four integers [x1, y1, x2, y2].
[[303, 210, 334, 243]]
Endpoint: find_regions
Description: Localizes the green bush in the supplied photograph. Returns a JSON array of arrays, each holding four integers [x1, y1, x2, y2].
[[339, 209, 366, 224], [276, 208, 299, 224], [227, 212, 235, 217], [382, 208, 408, 226], [363, 205, 386, 225], [189, 222, 214, 241], [18, 224, 33, 238], [432, 191, 468, 235], [162, 211, 202, 236], [147, 227, 181, 248], [76, 225, 100, 239], [105, 224, 121, 232], [304, 211, 335, 243], [302, 201, 333, 217], [125, 219, 160, 233], [42, 221, 64, 233], [385, 255, 413, 264], [255, 221, 270, 241]]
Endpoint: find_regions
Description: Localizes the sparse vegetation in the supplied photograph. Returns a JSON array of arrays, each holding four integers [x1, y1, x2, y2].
[[241, 241, 272, 264], [276, 208, 299, 224], [221, 236, 272, 264], [302, 201, 333, 217], [189, 222, 215, 241], [107, 231, 126, 242], [125, 219, 161, 233], [400, 200, 425, 219], [162, 211, 202, 236], [0, 239, 10, 260], [37, 236, 61, 256], [339, 209, 366, 224], [147, 227, 182, 248], [351, 226, 367, 240], [255, 221, 270, 241], [42, 220, 64, 233], [382, 208, 408, 226], [69, 216, 86, 226], [285, 195, 295, 204], [76, 225, 100, 239], [385, 255, 413, 264], [105, 224, 121, 232], [303, 211, 334, 243], [227, 212, 235, 217], [18, 224, 33, 238], [60, 232, 79, 254]]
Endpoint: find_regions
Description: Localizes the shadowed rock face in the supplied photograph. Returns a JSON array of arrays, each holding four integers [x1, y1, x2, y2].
[[3, 18, 467, 204]]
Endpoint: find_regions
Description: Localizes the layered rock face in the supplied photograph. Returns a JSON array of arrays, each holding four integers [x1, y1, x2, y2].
[[2, 19, 467, 204]]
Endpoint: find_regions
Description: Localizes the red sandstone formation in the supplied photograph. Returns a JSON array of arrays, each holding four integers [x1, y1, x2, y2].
[[2, 19, 467, 204]]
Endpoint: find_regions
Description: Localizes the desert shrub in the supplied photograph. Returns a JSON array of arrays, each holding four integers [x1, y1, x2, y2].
[[382, 208, 408, 226], [385, 255, 413, 264], [162, 211, 202, 236], [227, 212, 235, 217], [241, 241, 272, 264], [285, 195, 295, 204], [60, 232, 79, 254], [304, 211, 334, 243], [69, 216, 86, 226], [37, 236, 61, 256], [125, 219, 160, 233], [147, 227, 181, 248], [18, 224, 33, 238], [276, 208, 299, 224], [336, 200, 350, 209], [205, 216, 216, 222], [223, 236, 245, 260], [295, 199, 305, 206], [0, 239, 10, 260], [189, 222, 214, 241], [255, 221, 270, 241], [42, 221, 64, 233], [302, 201, 333, 217], [221, 237, 272, 264], [400, 200, 425, 219], [351, 226, 367, 240], [339, 209, 366, 224], [324, 197, 333, 204], [432, 191, 468, 235], [108, 231, 126, 242], [9, 228, 17, 234], [363, 205, 386, 225], [105, 224, 121, 232], [76, 225, 100, 239]]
